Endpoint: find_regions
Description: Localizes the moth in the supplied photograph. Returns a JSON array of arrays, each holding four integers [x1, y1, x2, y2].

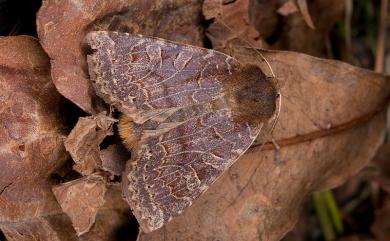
[[86, 31, 280, 233]]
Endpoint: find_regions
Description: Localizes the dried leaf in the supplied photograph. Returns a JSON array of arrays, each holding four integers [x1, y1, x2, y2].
[[1, 215, 79, 241], [100, 144, 129, 177], [249, 0, 279, 39], [64, 113, 116, 175], [52, 173, 108, 236], [37, 0, 204, 113], [2, 184, 134, 241], [137, 48, 390, 240], [208, 0, 345, 57], [0, 36, 68, 223], [277, 0, 299, 16], [203, 0, 265, 50], [296, 0, 315, 29], [274, 0, 345, 56]]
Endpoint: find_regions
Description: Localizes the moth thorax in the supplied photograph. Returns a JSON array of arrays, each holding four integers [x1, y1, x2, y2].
[[224, 64, 278, 125], [118, 114, 141, 151]]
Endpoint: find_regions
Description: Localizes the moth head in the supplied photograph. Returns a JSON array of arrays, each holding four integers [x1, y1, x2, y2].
[[225, 64, 280, 126]]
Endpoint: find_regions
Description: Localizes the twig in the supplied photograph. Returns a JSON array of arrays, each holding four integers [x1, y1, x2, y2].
[[375, 0, 388, 73], [345, 0, 353, 63]]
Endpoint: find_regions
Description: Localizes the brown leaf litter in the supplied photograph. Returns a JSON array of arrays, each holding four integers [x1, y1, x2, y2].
[[0, 0, 386, 240], [206, 0, 345, 57], [0, 36, 68, 224], [273, 0, 345, 56], [0, 36, 134, 241], [203, 0, 265, 50]]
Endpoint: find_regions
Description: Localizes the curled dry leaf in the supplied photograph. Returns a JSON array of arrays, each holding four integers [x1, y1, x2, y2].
[[37, 0, 204, 113], [248, 0, 279, 40], [296, 0, 315, 29], [274, 0, 345, 56], [137, 48, 390, 240], [277, 0, 299, 16], [100, 144, 130, 177], [203, 0, 265, 50], [0, 36, 68, 223], [64, 112, 116, 175], [205, 0, 344, 57], [52, 173, 108, 236]]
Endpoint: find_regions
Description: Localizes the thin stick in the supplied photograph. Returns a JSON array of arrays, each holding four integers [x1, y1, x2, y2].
[[345, 0, 353, 63], [375, 0, 388, 73]]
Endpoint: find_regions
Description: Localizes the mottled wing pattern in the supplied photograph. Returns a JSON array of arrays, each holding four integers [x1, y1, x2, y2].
[[127, 110, 260, 232], [87, 31, 239, 123], [86, 31, 263, 232]]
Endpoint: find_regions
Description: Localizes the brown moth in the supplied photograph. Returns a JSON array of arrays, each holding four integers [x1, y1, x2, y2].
[[86, 31, 280, 233]]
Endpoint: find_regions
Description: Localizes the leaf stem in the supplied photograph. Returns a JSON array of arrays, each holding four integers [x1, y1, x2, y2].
[[313, 191, 335, 241]]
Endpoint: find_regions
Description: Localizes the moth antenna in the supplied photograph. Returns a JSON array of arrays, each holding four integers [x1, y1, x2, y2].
[[269, 92, 282, 134], [214, 14, 276, 78], [264, 90, 282, 164]]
